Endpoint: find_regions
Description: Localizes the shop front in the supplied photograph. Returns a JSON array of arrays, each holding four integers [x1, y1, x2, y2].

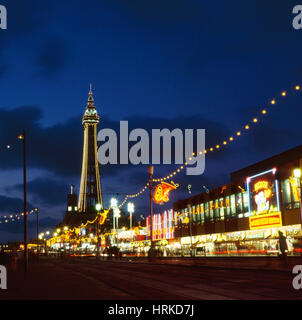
[[180, 224, 302, 256]]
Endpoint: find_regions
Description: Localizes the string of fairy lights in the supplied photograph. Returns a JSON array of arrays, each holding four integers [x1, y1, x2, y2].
[[0, 209, 37, 225], [117, 84, 301, 208]]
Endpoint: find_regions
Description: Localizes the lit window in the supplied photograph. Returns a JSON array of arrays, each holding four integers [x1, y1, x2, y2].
[[68, 206, 72, 211]]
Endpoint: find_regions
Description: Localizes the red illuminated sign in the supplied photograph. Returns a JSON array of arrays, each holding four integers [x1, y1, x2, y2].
[[153, 182, 178, 204]]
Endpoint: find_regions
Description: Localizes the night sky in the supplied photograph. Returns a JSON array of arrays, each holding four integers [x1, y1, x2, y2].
[[1, 0, 302, 242]]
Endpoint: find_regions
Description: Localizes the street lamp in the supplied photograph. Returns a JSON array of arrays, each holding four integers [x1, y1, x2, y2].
[[110, 198, 118, 245], [128, 202, 134, 229], [18, 130, 27, 278], [95, 203, 102, 260], [110, 198, 118, 208], [35, 208, 39, 254], [148, 165, 154, 256], [114, 208, 120, 229]]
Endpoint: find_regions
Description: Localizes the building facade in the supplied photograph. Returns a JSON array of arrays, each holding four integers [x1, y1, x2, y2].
[[173, 145, 302, 256]]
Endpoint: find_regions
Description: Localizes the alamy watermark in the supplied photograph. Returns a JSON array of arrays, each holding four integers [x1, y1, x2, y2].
[[293, 5, 302, 29], [292, 265, 302, 290], [97, 121, 205, 176], [0, 4, 7, 30], [0, 265, 7, 289]]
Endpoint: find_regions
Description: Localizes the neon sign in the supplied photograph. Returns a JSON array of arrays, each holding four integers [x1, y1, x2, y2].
[[153, 181, 179, 204], [246, 168, 280, 216], [249, 212, 282, 230]]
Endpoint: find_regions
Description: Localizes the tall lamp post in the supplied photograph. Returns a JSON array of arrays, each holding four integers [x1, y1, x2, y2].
[[35, 208, 39, 254], [95, 203, 102, 260], [18, 130, 27, 277], [110, 198, 118, 246], [188, 204, 194, 257], [148, 165, 154, 254], [293, 168, 302, 230], [114, 207, 121, 248], [128, 202, 134, 229]]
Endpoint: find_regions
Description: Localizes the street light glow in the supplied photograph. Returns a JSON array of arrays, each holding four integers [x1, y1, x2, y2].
[[111, 198, 118, 207], [95, 203, 102, 211], [293, 168, 301, 178], [114, 207, 120, 218], [128, 202, 134, 213]]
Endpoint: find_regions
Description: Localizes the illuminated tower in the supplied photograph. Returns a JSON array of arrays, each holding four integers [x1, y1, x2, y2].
[[78, 85, 103, 214]]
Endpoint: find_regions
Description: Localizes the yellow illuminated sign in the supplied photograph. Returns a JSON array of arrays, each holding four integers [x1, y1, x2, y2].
[[249, 212, 282, 230]]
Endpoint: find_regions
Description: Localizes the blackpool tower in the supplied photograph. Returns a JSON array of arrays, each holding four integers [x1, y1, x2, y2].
[[78, 86, 103, 214]]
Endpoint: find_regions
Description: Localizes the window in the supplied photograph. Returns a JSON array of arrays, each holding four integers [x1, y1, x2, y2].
[[200, 203, 205, 224], [219, 197, 225, 220], [209, 201, 214, 222], [243, 192, 249, 214], [196, 204, 201, 224], [68, 206, 72, 211], [236, 193, 243, 215], [205, 202, 210, 222], [191, 206, 196, 224], [282, 177, 301, 209], [231, 194, 236, 217], [225, 196, 231, 218], [282, 179, 292, 209], [214, 200, 220, 221]]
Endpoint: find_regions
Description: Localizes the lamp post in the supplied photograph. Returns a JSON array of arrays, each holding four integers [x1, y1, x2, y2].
[[110, 198, 118, 246], [148, 165, 154, 254], [293, 168, 302, 230], [18, 130, 28, 278], [114, 207, 121, 249], [35, 208, 39, 254], [188, 204, 194, 257], [95, 203, 102, 260], [128, 202, 134, 229]]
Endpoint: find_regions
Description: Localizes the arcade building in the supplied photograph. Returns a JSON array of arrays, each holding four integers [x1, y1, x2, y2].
[[173, 144, 302, 256]]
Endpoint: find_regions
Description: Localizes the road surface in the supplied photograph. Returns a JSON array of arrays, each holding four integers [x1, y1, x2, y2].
[[0, 257, 301, 300]]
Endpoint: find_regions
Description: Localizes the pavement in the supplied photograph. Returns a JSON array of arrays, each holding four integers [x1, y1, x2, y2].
[[0, 256, 301, 300]]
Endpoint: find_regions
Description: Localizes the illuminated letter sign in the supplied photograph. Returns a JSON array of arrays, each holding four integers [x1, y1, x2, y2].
[[153, 181, 178, 204], [249, 212, 282, 230]]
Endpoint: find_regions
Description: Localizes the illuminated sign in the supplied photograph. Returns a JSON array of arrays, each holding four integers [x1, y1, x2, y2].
[[249, 212, 282, 230], [153, 181, 179, 204], [99, 210, 109, 225], [246, 168, 280, 216], [289, 176, 301, 202]]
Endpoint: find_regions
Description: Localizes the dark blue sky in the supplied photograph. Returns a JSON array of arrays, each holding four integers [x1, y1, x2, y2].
[[1, 0, 302, 242]]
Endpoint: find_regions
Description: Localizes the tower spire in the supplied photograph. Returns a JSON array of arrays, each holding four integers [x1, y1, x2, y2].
[[87, 83, 94, 106]]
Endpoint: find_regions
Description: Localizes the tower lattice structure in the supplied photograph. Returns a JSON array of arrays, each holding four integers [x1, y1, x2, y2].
[[78, 86, 103, 214]]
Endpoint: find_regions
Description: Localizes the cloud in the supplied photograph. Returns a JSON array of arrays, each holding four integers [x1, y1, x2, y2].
[[0, 195, 28, 213], [7, 177, 70, 207]]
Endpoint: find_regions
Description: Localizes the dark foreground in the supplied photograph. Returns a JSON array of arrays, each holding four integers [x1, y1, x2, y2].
[[0, 256, 301, 300]]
